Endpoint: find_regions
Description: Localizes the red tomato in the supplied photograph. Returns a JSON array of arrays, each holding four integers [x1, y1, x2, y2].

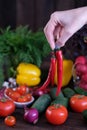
[[0, 98, 15, 117], [4, 116, 16, 126], [17, 95, 28, 102], [10, 91, 21, 101], [25, 93, 32, 101], [17, 85, 27, 95], [70, 94, 87, 112], [45, 104, 68, 125], [5, 88, 13, 97]]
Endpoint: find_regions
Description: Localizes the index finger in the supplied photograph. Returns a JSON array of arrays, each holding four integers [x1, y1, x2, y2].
[[44, 21, 56, 50]]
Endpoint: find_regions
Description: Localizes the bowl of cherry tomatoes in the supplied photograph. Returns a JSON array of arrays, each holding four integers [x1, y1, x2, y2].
[[4, 85, 34, 108]]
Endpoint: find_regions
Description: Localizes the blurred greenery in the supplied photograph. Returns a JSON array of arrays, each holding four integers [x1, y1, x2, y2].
[[0, 26, 51, 87]]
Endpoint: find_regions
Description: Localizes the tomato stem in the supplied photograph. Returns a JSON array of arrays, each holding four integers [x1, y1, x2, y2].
[[0, 97, 7, 102]]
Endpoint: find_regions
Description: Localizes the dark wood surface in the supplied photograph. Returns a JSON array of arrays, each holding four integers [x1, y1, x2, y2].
[[0, 0, 87, 30], [0, 108, 87, 130]]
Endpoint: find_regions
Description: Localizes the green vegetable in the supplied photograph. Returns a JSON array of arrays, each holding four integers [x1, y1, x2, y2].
[[62, 87, 76, 98], [31, 94, 51, 114], [49, 87, 64, 100], [0, 55, 11, 87], [74, 87, 87, 96], [51, 97, 69, 108], [0, 26, 51, 83]]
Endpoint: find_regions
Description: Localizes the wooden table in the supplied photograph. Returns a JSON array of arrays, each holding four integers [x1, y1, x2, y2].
[[0, 108, 87, 130]]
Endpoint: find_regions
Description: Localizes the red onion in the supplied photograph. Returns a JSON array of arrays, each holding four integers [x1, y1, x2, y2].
[[32, 89, 44, 98], [0, 87, 6, 99], [32, 88, 50, 98], [24, 107, 39, 124]]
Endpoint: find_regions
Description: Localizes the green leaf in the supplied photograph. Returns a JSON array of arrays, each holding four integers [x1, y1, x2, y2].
[[0, 26, 51, 78]]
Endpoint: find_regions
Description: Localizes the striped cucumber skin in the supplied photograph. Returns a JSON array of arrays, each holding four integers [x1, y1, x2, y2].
[[51, 97, 69, 108], [49, 87, 64, 100], [31, 94, 51, 114]]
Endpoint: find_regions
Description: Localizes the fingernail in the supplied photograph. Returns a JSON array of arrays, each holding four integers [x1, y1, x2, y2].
[[55, 44, 60, 49]]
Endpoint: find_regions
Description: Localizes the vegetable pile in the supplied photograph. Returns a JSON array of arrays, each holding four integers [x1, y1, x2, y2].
[[1, 83, 87, 126], [0, 26, 51, 87], [0, 25, 87, 127]]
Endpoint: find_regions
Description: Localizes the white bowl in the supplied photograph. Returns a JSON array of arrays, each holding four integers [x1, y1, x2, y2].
[[4, 90, 34, 108]]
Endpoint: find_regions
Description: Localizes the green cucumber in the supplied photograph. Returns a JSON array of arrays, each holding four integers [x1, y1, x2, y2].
[[62, 87, 76, 98], [74, 87, 87, 96], [31, 94, 51, 114], [49, 87, 64, 100], [51, 97, 69, 108]]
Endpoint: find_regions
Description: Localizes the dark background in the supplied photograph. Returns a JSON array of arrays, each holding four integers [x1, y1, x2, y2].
[[0, 0, 87, 31]]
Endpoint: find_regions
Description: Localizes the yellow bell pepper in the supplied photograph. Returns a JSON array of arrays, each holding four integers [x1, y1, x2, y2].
[[16, 63, 41, 87], [54, 59, 73, 87]]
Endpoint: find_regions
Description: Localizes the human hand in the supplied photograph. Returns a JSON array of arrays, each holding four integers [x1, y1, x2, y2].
[[44, 7, 87, 50]]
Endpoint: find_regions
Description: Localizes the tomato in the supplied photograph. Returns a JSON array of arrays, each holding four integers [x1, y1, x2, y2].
[[17, 95, 28, 102], [5, 88, 13, 97], [70, 94, 87, 112], [4, 116, 16, 126], [25, 93, 32, 101], [0, 98, 15, 117], [10, 91, 21, 101], [17, 85, 27, 95], [45, 104, 68, 125]]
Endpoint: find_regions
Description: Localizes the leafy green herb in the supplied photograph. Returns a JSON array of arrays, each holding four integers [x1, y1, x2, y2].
[[0, 26, 51, 85]]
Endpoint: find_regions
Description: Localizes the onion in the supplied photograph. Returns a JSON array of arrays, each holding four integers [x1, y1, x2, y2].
[[24, 106, 39, 124], [32, 88, 50, 98], [0, 87, 6, 99], [32, 89, 44, 98]]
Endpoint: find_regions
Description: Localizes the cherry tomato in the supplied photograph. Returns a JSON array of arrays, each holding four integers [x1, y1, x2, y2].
[[17, 85, 27, 95], [25, 93, 32, 101], [10, 91, 21, 101], [4, 116, 16, 126], [5, 88, 13, 97], [70, 94, 87, 112], [45, 104, 68, 125], [0, 98, 15, 117], [17, 95, 28, 102]]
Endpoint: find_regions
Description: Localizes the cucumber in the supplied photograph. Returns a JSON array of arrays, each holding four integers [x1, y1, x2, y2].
[[31, 94, 51, 114], [49, 87, 64, 100], [62, 87, 76, 98], [74, 87, 87, 96], [51, 97, 69, 108]]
